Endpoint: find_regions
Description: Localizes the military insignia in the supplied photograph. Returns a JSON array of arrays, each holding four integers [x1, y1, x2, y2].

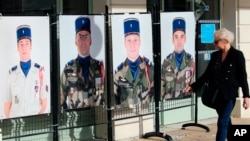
[[35, 80, 39, 93], [46, 85, 49, 92], [35, 86, 39, 93], [185, 70, 191, 78], [15, 96, 19, 104]]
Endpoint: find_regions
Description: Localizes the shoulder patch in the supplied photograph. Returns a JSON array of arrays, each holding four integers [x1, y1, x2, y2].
[[34, 63, 41, 69]]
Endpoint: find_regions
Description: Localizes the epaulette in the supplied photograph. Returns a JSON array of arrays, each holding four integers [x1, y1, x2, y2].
[[186, 52, 193, 59], [166, 53, 172, 59], [94, 59, 101, 65], [34, 63, 41, 69], [9, 65, 17, 74], [99, 60, 103, 66], [66, 60, 74, 67], [11, 65, 18, 72], [117, 63, 124, 71], [143, 57, 149, 64]]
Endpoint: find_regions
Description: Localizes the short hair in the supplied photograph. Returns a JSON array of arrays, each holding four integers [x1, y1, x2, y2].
[[214, 28, 234, 44]]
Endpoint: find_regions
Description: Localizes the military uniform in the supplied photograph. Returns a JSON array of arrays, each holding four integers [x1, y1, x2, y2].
[[60, 57, 105, 110], [113, 18, 154, 108], [161, 17, 195, 100], [5, 25, 49, 118], [60, 16, 105, 110], [6, 62, 48, 118], [161, 51, 194, 100], [114, 57, 154, 108]]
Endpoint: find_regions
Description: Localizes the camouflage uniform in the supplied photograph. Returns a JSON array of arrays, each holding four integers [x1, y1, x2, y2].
[[114, 56, 154, 108], [161, 51, 195, 100], [60, 57, 105, 110]]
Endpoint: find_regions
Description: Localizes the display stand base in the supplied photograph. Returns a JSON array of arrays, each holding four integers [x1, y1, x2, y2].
[[182, 123, 210, 132], [142, 132, 173, 141]]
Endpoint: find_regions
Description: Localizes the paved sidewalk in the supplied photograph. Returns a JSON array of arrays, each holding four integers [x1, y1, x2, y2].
[[134, 117, 250, 141]]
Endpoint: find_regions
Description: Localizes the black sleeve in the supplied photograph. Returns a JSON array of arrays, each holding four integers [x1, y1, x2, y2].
[[191, 52, 217, 91], [236, 51, 250, 98]]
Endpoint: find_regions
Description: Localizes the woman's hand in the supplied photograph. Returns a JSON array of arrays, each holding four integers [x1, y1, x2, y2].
[[183, 86, 193, 94], [243, 97, 250, 110]]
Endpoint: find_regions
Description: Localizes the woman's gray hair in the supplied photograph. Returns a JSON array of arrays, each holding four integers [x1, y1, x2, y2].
[[214, 28, 234, 44]]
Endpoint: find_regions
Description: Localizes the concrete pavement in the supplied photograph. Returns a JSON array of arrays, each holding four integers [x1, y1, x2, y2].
[[133, 117, 250, 141]]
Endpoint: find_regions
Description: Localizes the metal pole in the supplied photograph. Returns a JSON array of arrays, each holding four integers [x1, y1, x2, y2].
[[105, 5, 113, 141]]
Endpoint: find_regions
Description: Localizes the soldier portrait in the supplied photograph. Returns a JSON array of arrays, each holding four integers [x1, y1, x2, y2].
[[0, 18, 51, 119], [161, 13, 195, 100], [112, 15, 154, 109], [59, 16, 105, 110]]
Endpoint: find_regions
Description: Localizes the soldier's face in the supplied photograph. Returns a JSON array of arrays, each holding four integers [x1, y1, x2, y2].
[[75, 30, 92, 57], [172, 30, 186, 53], [124, 34, 141, 62], [17, 38, 32, 62]]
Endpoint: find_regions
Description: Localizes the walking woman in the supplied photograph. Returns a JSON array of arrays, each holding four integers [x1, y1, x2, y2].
[[184, 28, 250, 141]]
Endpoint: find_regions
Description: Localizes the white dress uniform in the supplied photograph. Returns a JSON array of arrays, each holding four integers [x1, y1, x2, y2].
[[6, 62, 48, 118]]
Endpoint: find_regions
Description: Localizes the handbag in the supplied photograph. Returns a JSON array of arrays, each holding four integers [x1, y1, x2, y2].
[[201, 83, 220, 109]]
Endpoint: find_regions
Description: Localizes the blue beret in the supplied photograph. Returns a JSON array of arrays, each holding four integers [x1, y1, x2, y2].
[[75, 16, 91, 33], [172, 17, 185, 33], [124, 18, 140, 36], [16, 25, 31, 41]]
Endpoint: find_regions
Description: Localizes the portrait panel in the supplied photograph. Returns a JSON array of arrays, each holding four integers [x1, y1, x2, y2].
[[111, 14, 154, 109], [160, 12, 195, 100], [59, 15, 105, 110], [0, 16, 51, 119]]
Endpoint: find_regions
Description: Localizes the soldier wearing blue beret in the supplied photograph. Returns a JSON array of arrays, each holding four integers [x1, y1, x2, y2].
[[60, 16, 105, 110], [4, 25, 48, 118], [161, 17, 195, 100], [113, 18, 154, 109]]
